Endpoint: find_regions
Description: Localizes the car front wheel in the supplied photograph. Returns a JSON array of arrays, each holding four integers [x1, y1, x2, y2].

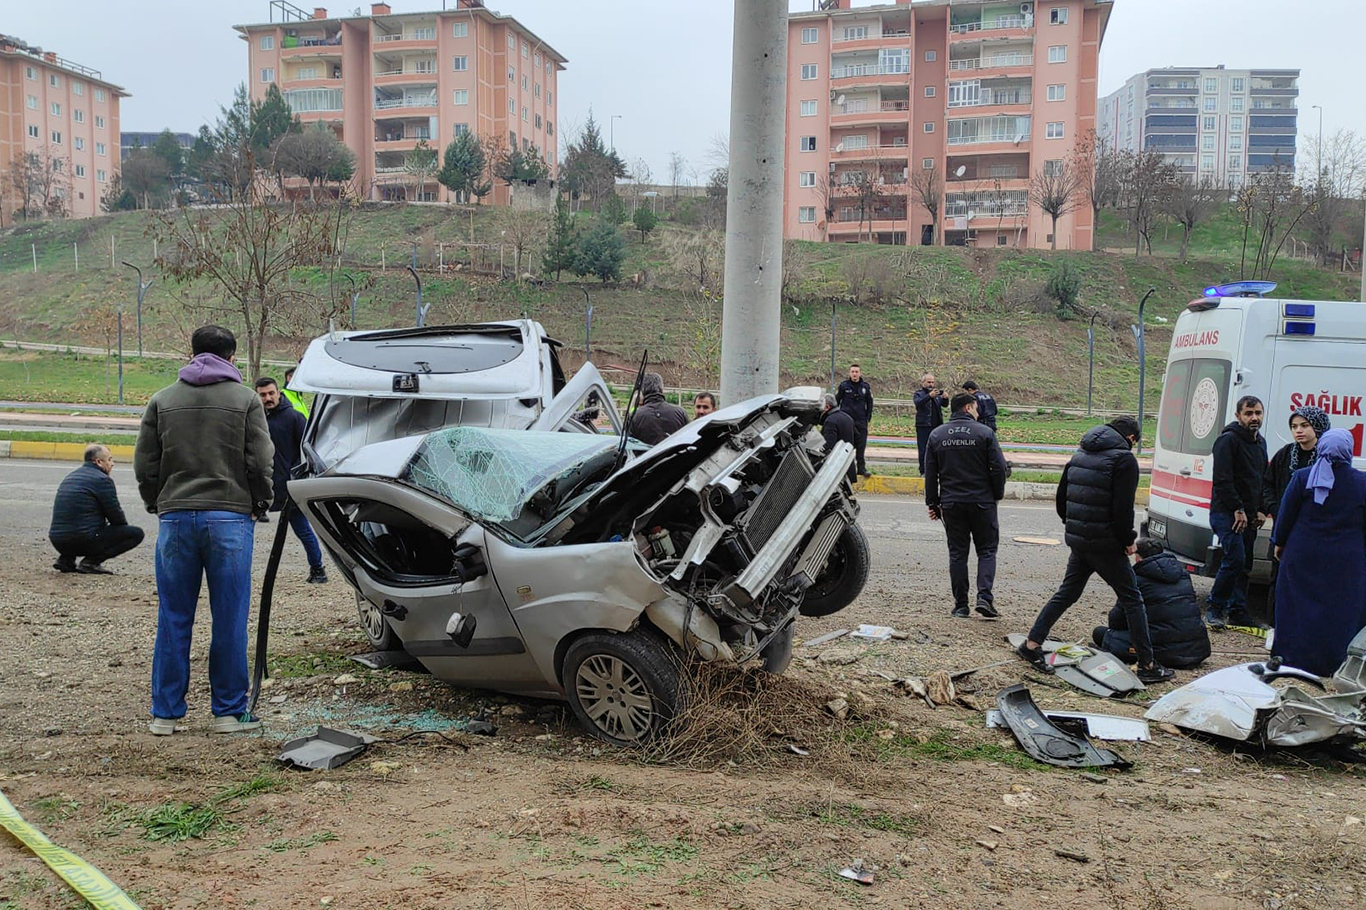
[[563, 628, 686, 747], [798, 522, 871, 617], [356, 593, 400, 651]]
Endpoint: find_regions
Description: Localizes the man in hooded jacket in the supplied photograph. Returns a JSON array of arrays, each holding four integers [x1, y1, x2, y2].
[[627, 372, 688, 445], [1207, 396, 1268, 629], [1093, 537, 1210, 669]]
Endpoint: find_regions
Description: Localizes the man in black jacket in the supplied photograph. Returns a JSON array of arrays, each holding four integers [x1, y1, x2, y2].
[[256, 378, 327, 584], [1017, 418, 1174, 683], [1093, 538, 1210, 669], [1206, 396, 1268, 630], [912, 373, 947, 476], [49, 444, 145, 574], [820, 394, 858, 483], [628, 372, 688, 445], [835, 364, 873, 477], [924, 393, 1009, 618], [961, 380, 998, 432]]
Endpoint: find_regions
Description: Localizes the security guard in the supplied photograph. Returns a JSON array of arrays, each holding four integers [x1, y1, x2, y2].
[[924, 391, 1009, 618]]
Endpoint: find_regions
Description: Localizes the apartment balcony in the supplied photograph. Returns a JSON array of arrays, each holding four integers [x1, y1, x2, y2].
[[281, 36, 343, 59], [372, 30, 438, 51], [374, 134, 432, 152], [1146, 84, 1198, 96], [830, 143, 911, 162], [281, 74, 344, 89], [830, 28, 911, 52], [831, 99, 912, 127], [373, 94, 438, 112], [374, 67, 439, 87], [830, 63, 912, 87], [946, 88, 1032, 112], [949, 15, 1031, 39], [947, 53, 1033, 75]]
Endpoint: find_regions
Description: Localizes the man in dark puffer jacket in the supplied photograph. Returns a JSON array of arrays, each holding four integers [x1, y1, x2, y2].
[[1017, 418, 1174, 683], [1093, 538, 1211, 669]]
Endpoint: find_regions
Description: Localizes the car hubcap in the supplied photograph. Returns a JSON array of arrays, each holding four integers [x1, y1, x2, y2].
[[357, 596, 387, 643], [575, 654, 655, 742]]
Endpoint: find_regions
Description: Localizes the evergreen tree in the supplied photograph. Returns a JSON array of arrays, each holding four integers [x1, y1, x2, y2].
[[250, 84, 301, 154], [542, 194, 577, 279], [560, 110, 627, 211], [572, 218, 625, 284], [602, 192, 628, 225], [632, 205, 658, 242], [437, 131, 486, 202]]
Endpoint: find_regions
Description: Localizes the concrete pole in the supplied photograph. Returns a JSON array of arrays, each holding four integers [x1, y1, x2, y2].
[[719, 0, 788, 406]]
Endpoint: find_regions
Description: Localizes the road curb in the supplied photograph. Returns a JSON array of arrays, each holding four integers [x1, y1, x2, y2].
[[855, 474, 1150, 506], [5, 441, 136, 461]]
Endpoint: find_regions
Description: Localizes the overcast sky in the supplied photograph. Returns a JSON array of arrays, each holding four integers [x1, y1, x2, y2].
[[6, 0, 1362, 180]]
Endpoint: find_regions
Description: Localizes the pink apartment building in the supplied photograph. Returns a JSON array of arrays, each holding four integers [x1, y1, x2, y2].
[[234, 1, 564, 205], [0, 35, 126, 222], [785, 0, 1112, 250]]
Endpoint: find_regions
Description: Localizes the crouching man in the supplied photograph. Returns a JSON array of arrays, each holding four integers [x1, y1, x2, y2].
[[49, 444, 145, 574], [1093, 538, 1211, 669]]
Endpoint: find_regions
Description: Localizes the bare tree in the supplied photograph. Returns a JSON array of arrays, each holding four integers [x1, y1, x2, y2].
[[1163, 171, 1220, 261], [1072, 130, 1121, 251], [1029, 159, 1081, 250], [627, 157, 652, 211], [404, 139, 438, 201], [848, 168, 879, 242], [1236, 161, 1316, 281], [662, 226, 725, 293], [909, 166, 943, 246], [1116, 149, 1178, 255], [1301, 128, 1366, 265], [273, 123, 356, 201], [667, 151, 686, 199], [497, 207, 548, 280], [815, 174, 839, 240], [6, 151, 41, 221]]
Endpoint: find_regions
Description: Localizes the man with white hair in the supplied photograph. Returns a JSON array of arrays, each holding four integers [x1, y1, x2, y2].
[[48, 443, 145, 574]]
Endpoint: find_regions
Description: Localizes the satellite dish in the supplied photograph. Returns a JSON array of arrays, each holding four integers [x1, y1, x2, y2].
[[954, 165, 967, 177], [836, 94, 846, 105], [835, 143, 844, 152]]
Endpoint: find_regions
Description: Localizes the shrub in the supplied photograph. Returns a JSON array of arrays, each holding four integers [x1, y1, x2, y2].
[[1045, 262, 1082, 320]]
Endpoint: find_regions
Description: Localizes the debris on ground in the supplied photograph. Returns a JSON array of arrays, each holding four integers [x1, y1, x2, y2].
[[1013, 536, 1060, 546], [1054, 848, 1090, 863], [850, 624, 896, 642], [975, 839, 998, 851], [802, 629, 850, 648], [839, 859, 875, 885], [1001, 787, 1036, 807], [995, 685, 1133, 770], [277, 727, 377, 771], [1004, 634, 1146, 698], [985, 709, 1151, 741]]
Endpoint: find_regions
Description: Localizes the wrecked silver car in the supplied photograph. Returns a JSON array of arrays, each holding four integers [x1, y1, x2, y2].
[[1144, 628, 1366, 748], [289, 390, 869, 746]]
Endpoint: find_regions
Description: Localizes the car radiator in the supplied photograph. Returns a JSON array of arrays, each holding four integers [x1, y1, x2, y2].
[[737, 449, 815, 555]]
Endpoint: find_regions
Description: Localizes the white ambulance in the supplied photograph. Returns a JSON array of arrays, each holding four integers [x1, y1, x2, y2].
[[1145, 281, 1366, 606]]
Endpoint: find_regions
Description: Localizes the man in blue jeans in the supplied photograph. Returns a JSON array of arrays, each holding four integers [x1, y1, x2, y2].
[[135, 325, 274, 735], [255, 377, 327, 584], [1206, 396, 1268, 629]]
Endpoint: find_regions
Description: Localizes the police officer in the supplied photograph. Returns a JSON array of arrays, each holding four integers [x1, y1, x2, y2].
[[835, 363, 873, 477], [924, 392, 1009, 618], [820, 394, 858, 484], [913, 373, 948, 475], [962, 380, 998, 432]]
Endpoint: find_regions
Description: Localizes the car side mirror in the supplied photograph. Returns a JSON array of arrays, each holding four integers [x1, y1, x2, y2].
[[452, 543, 488, 582]]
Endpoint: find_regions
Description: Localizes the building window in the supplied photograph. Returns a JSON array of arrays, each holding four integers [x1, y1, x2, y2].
[[535, 113, 542, 128], [800, 64, 818, 80], [1201, 153, 1214, 169], [452, 21, 467, 38], [51, 102, 61, 116], [75, 137, 84, 150], [51, 131, 62, 144], [97, 169, 107, 183], [1229, 136, 1242, 151], [522, 42, 529, 58], [1204, 77, 1217, 93], [1231, 96, 1244, 112], [798, 206, 816, 223], [1204, 96, 1217, 111], [522, 74, 528, 90], [547, 91, 553, 106], [1232, 77, 1245, 93], [74, 109, 84, 123], [534, 53, 541, 66], [843, 134, 868, 150], [925, 50, 936, 62], [453, 89, 469, 105], [95, 88, 106, 102], [454, 123, 470, 137], [922, 157, 935, 169], [843, 25, 868, 40], [411, 26, 435, 40], [96, 142, 106, 155], [95, 115, 105, 129], [546, 121, 553, 136], [923, 122, 934, 133], [1203, 115, 1215, 131], [508, 34, 516, 49], [27, 125, 39, 139], [25, 65, 36, 79], [1230, 115, 1243, 132], [1043, 158, 1063, 176], [1048, 46, 1066, 63], [535, 83, 541, 98], [522, 106, 528, 122], [1047, 84, 1065, 101], [1229, 154, 1242, 170], [297, 65, 319, 79], [801, 27, 818, 44], [75, 164, 86, 177], [799, 171, 816, 187], [800, 100, 817, 116], [509, 98, 515, 113], [1050, 7, 1068, 24], [73, 82, 84, 96], [261, 68, 275, 82], [25, 95, 36, 110], [800, 136, 817, 152], [453, 55, 468, 71], [1046, 121, 1064, 139], [49, 74, 60, 87], [261, 35, 275, 50], [508, 66, 515, 82], [925, 86, 936, 98], [1202, 135, 1216, 151]]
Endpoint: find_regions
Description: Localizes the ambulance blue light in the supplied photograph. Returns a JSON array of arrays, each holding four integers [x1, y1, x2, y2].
[[1284, 303, 1316, 318], [1203, 281, 1278, 298], [1283, 322, 1316, 336]]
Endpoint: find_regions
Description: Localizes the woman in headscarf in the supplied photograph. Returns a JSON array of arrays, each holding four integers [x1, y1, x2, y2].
[[1260, 406, 1330, 624], [1271, 428, 1366, 676]]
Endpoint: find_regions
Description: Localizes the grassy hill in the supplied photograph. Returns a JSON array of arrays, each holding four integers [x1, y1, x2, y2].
[[0, 202, 1359, 416]]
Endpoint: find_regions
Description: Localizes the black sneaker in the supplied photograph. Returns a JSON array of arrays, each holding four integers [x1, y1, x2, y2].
[[951, 605, 971, 618], [307, 566, 328, 584], [77, 559, 113, 575], [53, 555, 77, 573], [256, 514, 271, 524], [1136, 662, 1175, 684], [1205, 608, 1227, 631], [1092, 626, 1108, 649], [974, 602, 999, 619], [1016, 642, 1052, 673]]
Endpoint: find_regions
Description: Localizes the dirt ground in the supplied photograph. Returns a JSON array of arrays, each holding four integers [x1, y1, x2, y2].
[[2, 498, 1365, 910]]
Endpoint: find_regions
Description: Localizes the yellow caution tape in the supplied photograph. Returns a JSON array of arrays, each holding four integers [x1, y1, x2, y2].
[[0, 788, 141, 910]]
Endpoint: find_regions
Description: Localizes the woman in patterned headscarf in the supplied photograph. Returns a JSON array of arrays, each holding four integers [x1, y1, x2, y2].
[[1259, 405, 1330, 624]]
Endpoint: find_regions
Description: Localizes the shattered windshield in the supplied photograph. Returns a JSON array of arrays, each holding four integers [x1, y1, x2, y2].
[[403, 427, 620, 536]]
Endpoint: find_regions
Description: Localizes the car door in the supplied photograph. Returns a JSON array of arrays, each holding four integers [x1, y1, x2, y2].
[[290, 476, 551, 693], [528, 363, 623, 435]]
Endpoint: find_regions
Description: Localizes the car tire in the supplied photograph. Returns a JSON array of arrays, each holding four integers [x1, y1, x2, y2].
[[798, 522, 871, 618], [356, 593, 400, 651], [563, 627, 686, 747], [760, 622, 795, 674]]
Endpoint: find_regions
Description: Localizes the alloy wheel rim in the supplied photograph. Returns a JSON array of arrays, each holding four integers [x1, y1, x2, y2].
[[575, 654, 655, 742], [357, 597, 386, 643]]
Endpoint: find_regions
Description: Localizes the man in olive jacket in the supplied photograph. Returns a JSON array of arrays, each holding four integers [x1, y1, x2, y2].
[[134, 325, 274, 736]]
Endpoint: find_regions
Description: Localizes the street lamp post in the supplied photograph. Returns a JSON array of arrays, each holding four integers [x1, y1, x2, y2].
[[120, 261, 152, 357], [1311, 104, 1323, 184], [1131, 287, 1156, 455], [1087, 310, 1099, 417], [610, 114, 622, 152], [116, 297, 124, 405], [829, 299, 838, 393]]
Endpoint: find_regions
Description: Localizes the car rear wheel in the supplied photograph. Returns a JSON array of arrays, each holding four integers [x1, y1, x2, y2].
[[563, 628, 686, 747], [798, 522, 871, 617], [356, 593, 400, 651]]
